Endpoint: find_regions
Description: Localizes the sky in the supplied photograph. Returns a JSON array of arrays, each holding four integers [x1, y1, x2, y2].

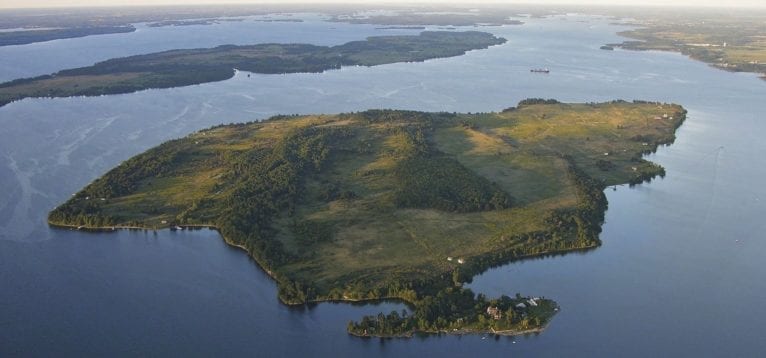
[[1, 0, 765, 10]]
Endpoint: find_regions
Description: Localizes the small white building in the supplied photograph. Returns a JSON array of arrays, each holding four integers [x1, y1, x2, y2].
[[457, 258, 465, 264]]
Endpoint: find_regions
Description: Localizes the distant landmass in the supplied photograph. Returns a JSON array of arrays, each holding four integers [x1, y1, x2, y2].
[[331, 12, 525, 27], [49, 100, 686, 337], [0, 26, 135, 47], [146, 17, 251, 27], [0, 6, 311, 45], [0, 31, 505, 108], [608, 18, 766, 80]]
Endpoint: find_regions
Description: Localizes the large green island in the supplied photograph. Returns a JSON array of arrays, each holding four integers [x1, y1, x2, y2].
[[49, 100, 686, 337], [0, 31, 504, 108]]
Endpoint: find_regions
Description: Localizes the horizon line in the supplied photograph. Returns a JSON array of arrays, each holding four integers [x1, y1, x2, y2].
[[2, 1, 766, 11]]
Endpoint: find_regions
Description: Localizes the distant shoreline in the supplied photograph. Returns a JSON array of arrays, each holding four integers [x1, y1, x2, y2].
[[0, 31, 506, 108]]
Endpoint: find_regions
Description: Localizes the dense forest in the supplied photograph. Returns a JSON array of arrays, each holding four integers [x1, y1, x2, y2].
[[390, 127, 513, 213], [348, 288, 557, 337]]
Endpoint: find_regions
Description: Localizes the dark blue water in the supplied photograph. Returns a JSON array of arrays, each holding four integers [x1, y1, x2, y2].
[[1, 13, 765, 356]]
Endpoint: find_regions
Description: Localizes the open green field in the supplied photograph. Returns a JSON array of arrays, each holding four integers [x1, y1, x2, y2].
[[49, 100, 686, 336], [0, 31, 505, 108]]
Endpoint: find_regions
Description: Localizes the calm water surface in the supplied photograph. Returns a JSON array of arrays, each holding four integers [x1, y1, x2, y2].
[[1, 14, 765, 356], [0, 14, 420, 82]]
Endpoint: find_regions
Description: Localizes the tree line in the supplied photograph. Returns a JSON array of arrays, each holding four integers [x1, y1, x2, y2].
[[347, 286, 557, 337]]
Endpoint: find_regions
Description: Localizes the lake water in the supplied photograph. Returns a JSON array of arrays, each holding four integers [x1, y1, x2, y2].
[[1, 14, 765, 356]]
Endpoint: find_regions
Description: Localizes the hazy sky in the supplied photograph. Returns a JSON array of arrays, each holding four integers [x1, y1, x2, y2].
[[1, 0, 765, 9]]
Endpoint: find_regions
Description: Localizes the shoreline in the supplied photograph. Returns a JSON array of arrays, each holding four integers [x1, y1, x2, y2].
[[47, 220, 402, 305], [47, 219, 593, 305], [616, 44, 766, 81], [609, 32, 766, 82], [348, 322, 550, 339], [48, 217, 564, 338], [47, 216, 602, 286]]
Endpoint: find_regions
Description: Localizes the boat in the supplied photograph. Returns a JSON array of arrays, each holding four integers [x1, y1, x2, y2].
[[530, 68, 550, 73]]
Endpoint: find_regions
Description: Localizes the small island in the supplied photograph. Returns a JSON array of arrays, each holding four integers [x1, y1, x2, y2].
[[147, 18, 249, 27], [331, 11, 525, 27], [0, 31, 505, 108], [146, 19, 220, 27], [49, 100, 686, 337]]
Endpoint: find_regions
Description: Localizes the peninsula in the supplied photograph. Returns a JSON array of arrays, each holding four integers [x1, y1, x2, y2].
[[608, 16, 766, 80], [0, 31, 505, 108], [0, 26, 136, 47], [49, 100, 686, 337]]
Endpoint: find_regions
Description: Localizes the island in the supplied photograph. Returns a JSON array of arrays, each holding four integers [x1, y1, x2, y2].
[[375, 26, 427, 30], [0, 31, 505, 108], [327, 7, 530, 27], [48, 100, 686, 337], [146, 19, 221, 27], [146, 18, 249, 27]]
